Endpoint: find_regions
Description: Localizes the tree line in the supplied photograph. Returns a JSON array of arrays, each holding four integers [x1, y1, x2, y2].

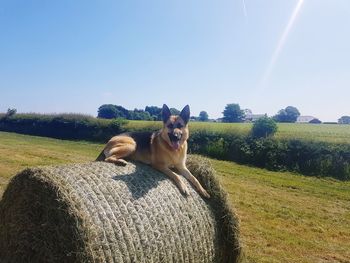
[[97, 104, 210, 122], [97, 103, 350, 124], [3, 105, 350, 124]]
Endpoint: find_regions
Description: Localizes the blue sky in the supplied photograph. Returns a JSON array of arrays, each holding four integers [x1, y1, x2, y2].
[[1, 0, 349, 122]]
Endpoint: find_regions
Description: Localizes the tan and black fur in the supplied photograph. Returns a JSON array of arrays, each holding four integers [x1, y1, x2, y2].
[[96, 104, 210, 198]]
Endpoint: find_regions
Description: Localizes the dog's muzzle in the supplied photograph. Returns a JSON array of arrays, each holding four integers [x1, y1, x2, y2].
[[168, 133, 181, 150]]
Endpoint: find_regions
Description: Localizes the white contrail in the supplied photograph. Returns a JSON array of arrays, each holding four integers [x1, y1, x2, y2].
[[242, 0, 248, 18], [259, 0, 304, 88]]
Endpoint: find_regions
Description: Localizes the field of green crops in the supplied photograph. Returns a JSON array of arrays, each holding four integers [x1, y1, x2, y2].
[[1, 131, 350, 262], [126, 121, 350, 144]]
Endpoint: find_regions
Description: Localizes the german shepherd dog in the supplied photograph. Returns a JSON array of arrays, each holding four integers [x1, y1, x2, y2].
[[96, 104, 210, 198]]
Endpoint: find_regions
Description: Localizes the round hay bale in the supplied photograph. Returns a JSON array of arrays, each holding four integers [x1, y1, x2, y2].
[[0, 155, 241, 263]]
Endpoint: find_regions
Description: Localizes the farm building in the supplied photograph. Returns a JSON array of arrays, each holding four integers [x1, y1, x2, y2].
[[296, 116, 321, 123], [245, 114, 266, 122]]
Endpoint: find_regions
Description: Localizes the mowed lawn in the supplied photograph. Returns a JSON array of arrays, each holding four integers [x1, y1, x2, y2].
[[0, 131, 350, 262]]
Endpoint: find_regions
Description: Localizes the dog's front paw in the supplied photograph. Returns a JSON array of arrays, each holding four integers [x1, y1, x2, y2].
[[199, 188, 211, 199], [105, 157, 128, 166], [114, 159, 128, 166], [178, 181, 190, 197]]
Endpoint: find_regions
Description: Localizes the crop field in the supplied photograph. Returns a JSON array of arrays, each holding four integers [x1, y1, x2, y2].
[[126, 121, 350, 144], [1, 131, 349, 262]]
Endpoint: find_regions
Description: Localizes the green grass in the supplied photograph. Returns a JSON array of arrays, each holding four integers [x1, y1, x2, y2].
[[216, 161, 350, 262], [275, 123, 350, 144], [1, 131, 350, 262], [126, 120, 350, 144], [0, 132, 101, 193]]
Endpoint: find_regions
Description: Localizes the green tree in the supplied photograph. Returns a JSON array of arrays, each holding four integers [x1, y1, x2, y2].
[[128, 109, 152, 120], [97, 104, 129, 119], [198, 111, 209, 122], [222, 103, 245, 123], [97, 104, 118, 119], [251, 116, 278, 138], [338, 116, 350, 124], [274, 106, 300, 123], [115, 105, 130, 118], [170, 108, 180, 115], [145, 106, 162, 120], [6, 108, 17, 117]]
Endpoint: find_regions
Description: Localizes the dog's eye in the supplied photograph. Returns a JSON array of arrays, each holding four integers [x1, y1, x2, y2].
[[168, 123, 174, 129], [176, 123, 183, 129]]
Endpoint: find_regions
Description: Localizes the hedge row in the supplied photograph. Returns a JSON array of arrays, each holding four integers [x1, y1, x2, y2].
[[188, 131, 350, 180], [0, 114, 125, 142], [0, 114, 349, 180]]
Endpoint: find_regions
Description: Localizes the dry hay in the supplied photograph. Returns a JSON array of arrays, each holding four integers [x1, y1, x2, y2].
[[0, 155, 242, 263]]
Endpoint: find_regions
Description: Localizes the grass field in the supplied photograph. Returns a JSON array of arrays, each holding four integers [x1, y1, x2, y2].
[[126, 120, 350, 144], [1, 131, 350, 262]]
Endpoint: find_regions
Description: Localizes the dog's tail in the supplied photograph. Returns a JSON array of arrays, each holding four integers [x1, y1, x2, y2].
[[95, 150, 106, 161]]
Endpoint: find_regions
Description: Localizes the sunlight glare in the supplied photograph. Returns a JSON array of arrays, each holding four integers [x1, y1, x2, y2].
[[259, 0, 304, 88]]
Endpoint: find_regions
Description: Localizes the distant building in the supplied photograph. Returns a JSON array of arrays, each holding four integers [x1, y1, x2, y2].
[[245, 114, 266, 122], [296, 116, 320, 123], [243, 109, 253, 115]]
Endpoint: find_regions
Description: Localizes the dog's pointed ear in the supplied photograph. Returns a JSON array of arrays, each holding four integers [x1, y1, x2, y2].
[[180, 105, 190, 124], [162, 104, 171, 123]]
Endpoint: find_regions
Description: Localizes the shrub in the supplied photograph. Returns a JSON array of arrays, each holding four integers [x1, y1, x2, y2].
[[251, 117, 277, 138]]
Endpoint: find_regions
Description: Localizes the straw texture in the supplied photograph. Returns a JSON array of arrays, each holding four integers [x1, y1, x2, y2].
[[0, 155, 241, 263]]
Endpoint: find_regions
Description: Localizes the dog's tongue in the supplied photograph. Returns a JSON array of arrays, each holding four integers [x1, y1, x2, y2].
[[172, 141, 180, 150]]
